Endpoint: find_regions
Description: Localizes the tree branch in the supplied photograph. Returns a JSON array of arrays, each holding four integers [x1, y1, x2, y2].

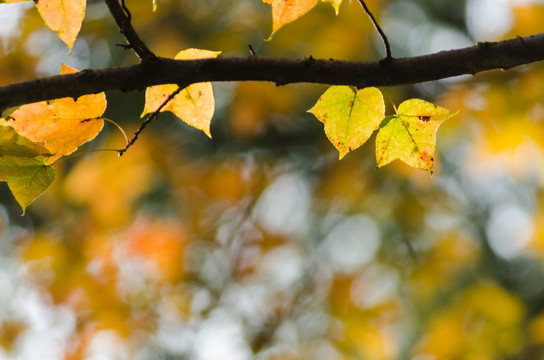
[[104, 0, 156, 61], [1, 33, 544, 111]]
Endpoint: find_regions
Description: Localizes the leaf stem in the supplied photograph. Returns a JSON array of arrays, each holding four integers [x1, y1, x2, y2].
[[50, 148, 122, 165], [357, 0, 392, 60], [102, 117, 129, 145], [381, 89, 398, 114]]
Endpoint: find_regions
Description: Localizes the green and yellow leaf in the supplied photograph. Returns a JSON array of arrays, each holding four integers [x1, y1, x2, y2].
[[142, 48, 221, 138], [0, 126, 55, 213], [0, 124, 50, 158], [0, 155, 55, 213], [309, 86, 385, 159], [375, 99, 457, 173], [1, 65, 106, 164]]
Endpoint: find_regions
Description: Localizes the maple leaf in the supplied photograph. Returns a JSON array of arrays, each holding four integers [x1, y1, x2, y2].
[[0, 126, 55, 213], [1, 64, 105, 164], [35, 0, 86, 50], [142, 48, 221, 138], [375, 99, 457, 173], [308, 86, 385, 159]]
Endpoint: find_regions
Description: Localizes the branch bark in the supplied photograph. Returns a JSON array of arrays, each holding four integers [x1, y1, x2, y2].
[[1, 32, 544, 111], [104, 0, 155, 61]]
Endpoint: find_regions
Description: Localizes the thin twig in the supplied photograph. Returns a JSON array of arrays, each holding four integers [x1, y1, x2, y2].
[[118, 87, 183, 156], [51, 148, 122, 165], [120, 0, 131, 21], [357, 0, 392, 60], [104, 0, 155, 61]]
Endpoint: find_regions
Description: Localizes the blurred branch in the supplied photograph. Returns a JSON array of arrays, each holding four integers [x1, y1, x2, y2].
[[2, 33, 544, 110], [357, 0, 392, 60], [104, 0, 156, 61]]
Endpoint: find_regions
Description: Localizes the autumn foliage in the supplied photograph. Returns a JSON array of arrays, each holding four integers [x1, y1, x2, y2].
[[1, 0, 544, 359], [0, 0, 459, 212]]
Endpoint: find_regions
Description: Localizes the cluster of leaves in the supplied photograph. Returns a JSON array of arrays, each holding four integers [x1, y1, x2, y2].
[[0, 0, 455, 213], [308, 86, 456, 170]]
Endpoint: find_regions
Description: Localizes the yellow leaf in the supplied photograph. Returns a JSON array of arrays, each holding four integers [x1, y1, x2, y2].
[[142, 49, 221, 138], [263, 0, 318, 36], [308, 86, 384, 159], [1, 64, 105, 164], [375, 99, 457, 173], [35, 0, 86, 50], [321, 0, 342, 14]]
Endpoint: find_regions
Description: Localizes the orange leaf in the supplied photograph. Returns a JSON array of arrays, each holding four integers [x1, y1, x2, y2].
[[142, 49, 221, 138], [2, 65, 105, 164], [35, 0, 86, 50]]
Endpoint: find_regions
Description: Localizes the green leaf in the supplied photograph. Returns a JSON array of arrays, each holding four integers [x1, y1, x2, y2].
[[375, 99, 457, 173], [308, 86, 385, 159], [0, 156, 55, 213], [0, 125, 55, 213]]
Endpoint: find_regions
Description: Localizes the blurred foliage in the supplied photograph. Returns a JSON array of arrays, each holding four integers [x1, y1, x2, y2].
[[1, 0, 544, 359]]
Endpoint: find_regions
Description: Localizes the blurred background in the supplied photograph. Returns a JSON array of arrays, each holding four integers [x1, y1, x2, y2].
[[1, 0, 544, 358]]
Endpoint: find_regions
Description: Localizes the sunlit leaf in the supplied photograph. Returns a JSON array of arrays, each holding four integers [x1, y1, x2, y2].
[[35, 0, 85, 50], [308, 86, 384, 159], [1, 65, 105, 164], [263, 0, 317, 36], [375, 99, 457, 173], [142, 48, 221, 138]]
